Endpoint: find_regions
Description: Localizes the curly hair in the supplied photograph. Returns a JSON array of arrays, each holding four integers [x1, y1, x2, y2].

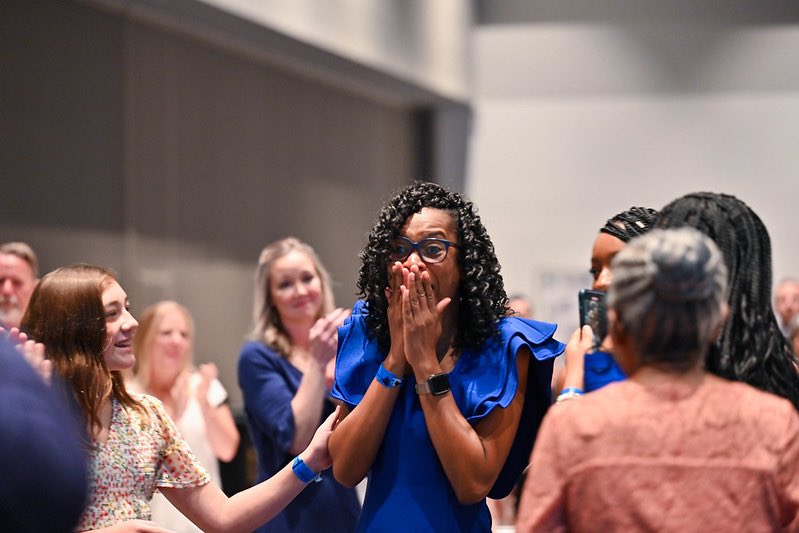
[[357, 181, 509, 354], [657, 192, 799, 411]]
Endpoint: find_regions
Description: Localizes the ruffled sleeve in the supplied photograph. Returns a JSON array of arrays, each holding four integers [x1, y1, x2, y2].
[[331, 301, 381, 409], [330, 306, 565, 499], [143, 396, 210, 489], [453, 316, 564, 499]]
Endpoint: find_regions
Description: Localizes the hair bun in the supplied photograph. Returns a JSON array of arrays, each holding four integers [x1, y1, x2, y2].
[[650, 229, 721, 303]]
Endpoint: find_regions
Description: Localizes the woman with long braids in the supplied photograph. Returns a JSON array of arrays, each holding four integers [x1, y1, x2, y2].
[[557, 206, 659, 395], [328, 182, 565, 532], [656, 192, 799, 411], [21, 265, 339, 532], [517, 228, 799, 531]]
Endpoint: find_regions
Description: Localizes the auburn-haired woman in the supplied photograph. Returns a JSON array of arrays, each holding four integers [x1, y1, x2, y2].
[[21, 265, 337, 533]]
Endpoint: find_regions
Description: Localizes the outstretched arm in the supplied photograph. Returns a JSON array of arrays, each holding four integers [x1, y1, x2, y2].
[[162, 407, 339, 533]]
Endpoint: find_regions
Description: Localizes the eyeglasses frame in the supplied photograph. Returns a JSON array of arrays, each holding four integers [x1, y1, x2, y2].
[[387, 236, 458, 264]]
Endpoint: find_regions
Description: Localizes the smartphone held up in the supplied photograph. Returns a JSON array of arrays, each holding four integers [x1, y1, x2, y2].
[[578, 289, 607, 352]]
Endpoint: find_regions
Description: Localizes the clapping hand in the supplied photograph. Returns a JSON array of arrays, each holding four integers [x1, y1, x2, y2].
[[196, 363, 218, 404], [1, 326, 52, 384], [310, 307, 351, 370]]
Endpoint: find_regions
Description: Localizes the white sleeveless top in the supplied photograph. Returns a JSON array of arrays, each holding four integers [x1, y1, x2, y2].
[[150, 372, 228, 532]]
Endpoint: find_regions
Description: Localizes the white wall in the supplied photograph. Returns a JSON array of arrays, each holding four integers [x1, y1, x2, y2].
[[183, 0, 471, 102], [468, 18, 799, 334]]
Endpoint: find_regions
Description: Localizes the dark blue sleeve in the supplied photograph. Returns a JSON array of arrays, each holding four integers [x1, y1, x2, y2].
[[330, 301, 383, 409], [237, 341, 296, 453]]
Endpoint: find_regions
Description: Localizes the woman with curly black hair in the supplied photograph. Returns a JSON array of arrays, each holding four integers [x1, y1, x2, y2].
[[328, 182, 565, 532]]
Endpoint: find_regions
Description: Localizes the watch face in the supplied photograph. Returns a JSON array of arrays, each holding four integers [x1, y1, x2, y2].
[[428, 373, 450, 395]]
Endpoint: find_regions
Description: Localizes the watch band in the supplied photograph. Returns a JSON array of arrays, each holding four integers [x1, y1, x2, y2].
[[375, 363, 403, 389], [415, 372, 450, 396], [292, 456, 322, 483]]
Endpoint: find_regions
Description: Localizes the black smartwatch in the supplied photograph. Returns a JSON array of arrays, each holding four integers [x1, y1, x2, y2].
[[415, 372, 450, 396]]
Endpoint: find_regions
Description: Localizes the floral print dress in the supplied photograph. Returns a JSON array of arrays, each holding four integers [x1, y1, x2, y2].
[[76, 394, 209, 531]]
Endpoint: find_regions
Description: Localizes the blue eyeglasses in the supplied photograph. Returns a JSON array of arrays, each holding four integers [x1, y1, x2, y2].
[[388, 237, 457, 264]]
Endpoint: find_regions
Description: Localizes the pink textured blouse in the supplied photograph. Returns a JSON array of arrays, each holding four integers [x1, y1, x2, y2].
[[76, 394, 209, 531], [517, 375, 799, 532]]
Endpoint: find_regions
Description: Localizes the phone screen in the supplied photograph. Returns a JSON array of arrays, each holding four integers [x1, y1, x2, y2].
[[578, 289, 608, 351]]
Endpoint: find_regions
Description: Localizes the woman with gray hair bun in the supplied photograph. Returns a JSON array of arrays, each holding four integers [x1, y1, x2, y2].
[[517, 228, 799, 532]]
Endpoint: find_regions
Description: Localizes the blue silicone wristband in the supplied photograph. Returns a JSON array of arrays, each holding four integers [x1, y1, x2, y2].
[[375, 363, 403, 389], [559, 387, 584, 395], [292, 456, 322, 484]]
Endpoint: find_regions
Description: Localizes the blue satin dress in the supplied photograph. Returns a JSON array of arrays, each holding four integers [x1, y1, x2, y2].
[[331, 301, 565, 532]]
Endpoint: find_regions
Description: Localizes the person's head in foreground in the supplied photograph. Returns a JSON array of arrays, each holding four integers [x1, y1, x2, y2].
[[607, 227, 728, 374], [517, 227, 799, 532], [0, 338, 87, 532]]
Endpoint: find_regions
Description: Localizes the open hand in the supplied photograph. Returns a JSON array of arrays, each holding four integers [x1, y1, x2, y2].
[[401, 266, 451, 370], [384, 262, 410, 371], [1, 326, 51, 384], [196, 363, 218, 404]]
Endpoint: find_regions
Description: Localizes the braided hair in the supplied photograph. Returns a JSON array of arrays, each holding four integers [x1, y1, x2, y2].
[[657, 192, 799, 411], [600, 207, 660, 243], [357, 181, 509, 354]]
